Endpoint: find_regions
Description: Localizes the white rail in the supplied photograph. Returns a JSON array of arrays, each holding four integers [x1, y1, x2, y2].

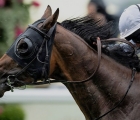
[[0, 87, 74, 103]]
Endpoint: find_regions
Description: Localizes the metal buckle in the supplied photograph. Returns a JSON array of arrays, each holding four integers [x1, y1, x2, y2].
[[6, 75, 15, 92]]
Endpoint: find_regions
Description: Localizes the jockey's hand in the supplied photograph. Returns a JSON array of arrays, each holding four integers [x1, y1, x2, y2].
[[93, 37, 100, 45]]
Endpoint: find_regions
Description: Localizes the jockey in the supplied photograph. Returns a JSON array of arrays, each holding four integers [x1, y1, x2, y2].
[[102, 4, 140, 70], [119, 4, 140, 57]]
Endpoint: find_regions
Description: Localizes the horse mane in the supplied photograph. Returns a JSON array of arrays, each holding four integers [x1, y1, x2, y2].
[[61, 16, 116, 47]]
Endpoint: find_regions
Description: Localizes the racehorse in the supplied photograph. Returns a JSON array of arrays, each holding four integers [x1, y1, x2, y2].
[[0, 5, 140, 120]]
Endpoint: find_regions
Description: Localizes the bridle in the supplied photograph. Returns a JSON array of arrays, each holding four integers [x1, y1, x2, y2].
[[5, 18, 137, 120], [6, 18, 57, 90]]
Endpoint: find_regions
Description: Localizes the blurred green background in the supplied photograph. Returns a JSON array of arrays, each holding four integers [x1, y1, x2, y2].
[[0, 104, 25, 120]]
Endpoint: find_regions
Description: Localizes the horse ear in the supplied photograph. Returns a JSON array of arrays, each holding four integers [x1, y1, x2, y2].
[[51, 8, 59, 26], [41, 5, 52, 19], [40, 8, 59, 31]]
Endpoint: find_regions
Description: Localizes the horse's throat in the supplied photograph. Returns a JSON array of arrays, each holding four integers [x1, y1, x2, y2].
[[65, 81, 108, 120]]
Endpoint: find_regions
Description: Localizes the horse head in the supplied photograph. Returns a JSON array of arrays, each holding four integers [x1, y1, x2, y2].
[[0, 5, 59, 97]]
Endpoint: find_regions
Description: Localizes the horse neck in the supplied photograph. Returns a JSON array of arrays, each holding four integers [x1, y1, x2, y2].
[[52, 25, 139, 120]]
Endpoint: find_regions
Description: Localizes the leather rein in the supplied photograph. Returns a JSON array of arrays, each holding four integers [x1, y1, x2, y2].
[[29, 37, 136, 84]]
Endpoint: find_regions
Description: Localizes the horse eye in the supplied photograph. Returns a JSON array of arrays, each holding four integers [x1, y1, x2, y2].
[[17, 41, 28, 53], [16, 38, 34, 58]]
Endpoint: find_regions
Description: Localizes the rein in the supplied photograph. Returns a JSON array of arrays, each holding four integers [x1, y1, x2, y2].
[[27, 38, 136, 84]]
